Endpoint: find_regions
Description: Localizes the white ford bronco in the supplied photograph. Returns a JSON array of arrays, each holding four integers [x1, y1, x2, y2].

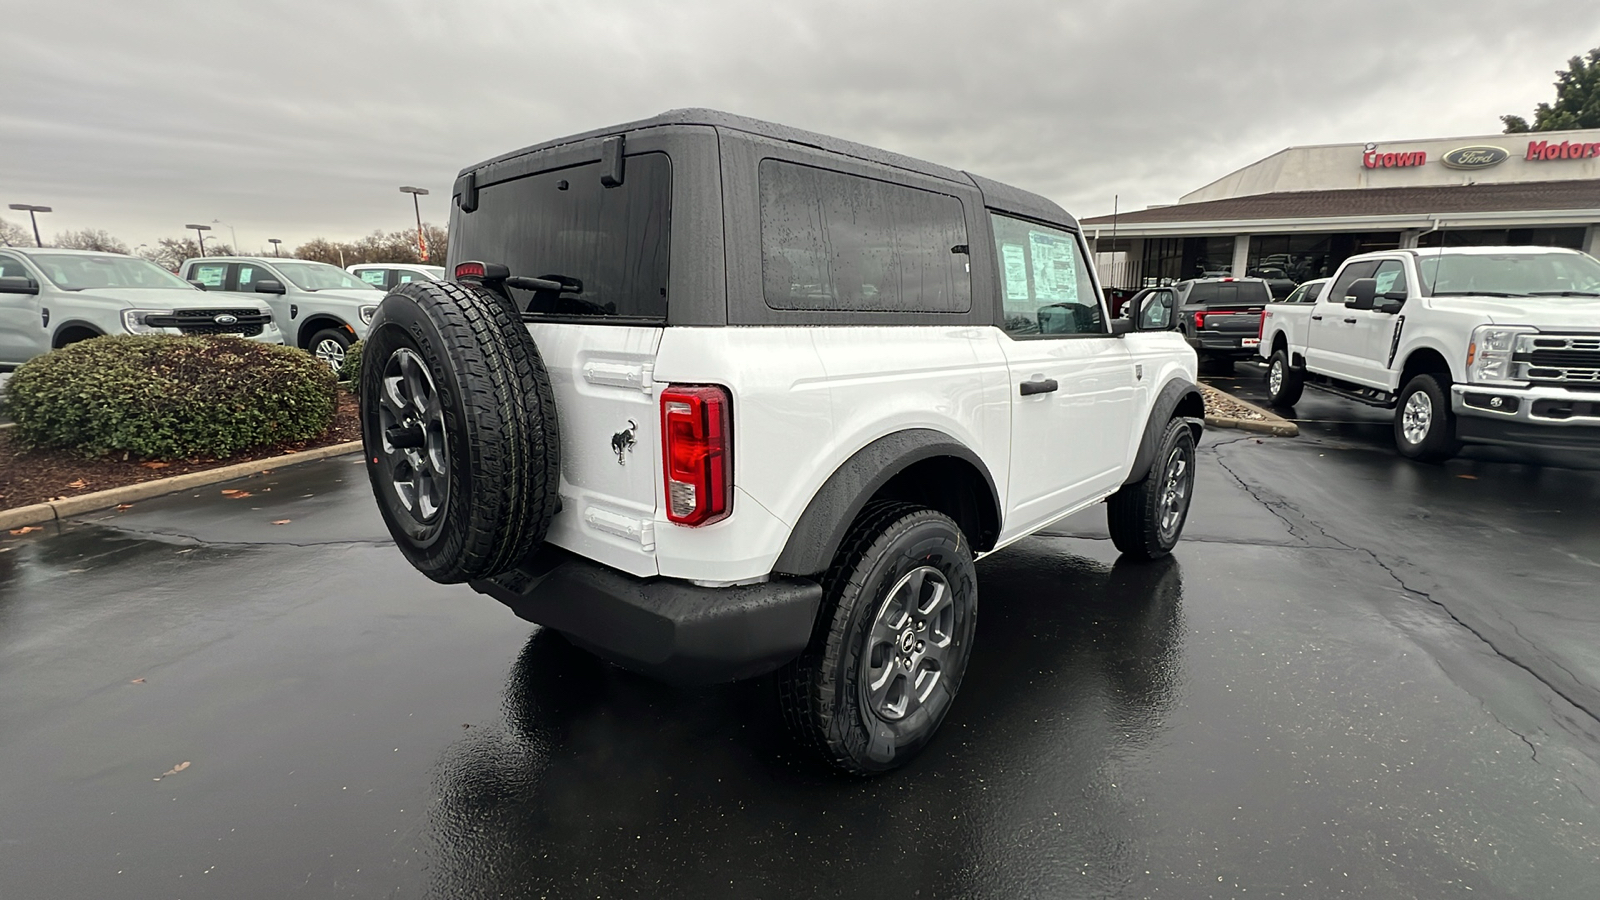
[[359, 110, 1205, 772], [1260, 246, 1600, 460]]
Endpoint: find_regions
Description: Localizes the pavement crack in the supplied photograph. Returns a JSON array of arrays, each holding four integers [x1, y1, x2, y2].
[[1212, 439, 1600, 731], [75, 521, 391, 550]]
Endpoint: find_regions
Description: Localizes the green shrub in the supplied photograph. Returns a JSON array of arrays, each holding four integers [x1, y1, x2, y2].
[[338, 339, 364, 383], [1, 335, 337, 459]]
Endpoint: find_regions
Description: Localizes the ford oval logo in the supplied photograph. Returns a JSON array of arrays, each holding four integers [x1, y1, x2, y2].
[[214, 314, 239, 325], [1441, 145, 1509, 170]]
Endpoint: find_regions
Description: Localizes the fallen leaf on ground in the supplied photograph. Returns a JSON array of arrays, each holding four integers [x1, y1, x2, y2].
[[220, 489, 244, 496], [154, 761, 191, 780], [260, 469, 274, 475], [221, 490, 253, 499], [8, 526, 40, 535], [271, 519, 291, 525], [131, 678, 145, 684], [115, 504, 133, 511], [68, 479, 89, 489], [141, 461, 170, 470], [1457, 474, 1478, 480]]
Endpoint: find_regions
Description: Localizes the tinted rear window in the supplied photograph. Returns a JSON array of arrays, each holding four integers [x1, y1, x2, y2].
[[452, 152, 671, 321], [1186, 281, 1269, 305], [759, 160, 970, 313]]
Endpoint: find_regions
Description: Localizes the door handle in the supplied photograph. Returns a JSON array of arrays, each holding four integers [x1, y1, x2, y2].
[[1310, 314, 1323, 321], [1343, 317, 1358, 324], [1020, 377, 1059, 396]]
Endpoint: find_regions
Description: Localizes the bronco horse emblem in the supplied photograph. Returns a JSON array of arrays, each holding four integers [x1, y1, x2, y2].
[[611, 420, 637, 465]]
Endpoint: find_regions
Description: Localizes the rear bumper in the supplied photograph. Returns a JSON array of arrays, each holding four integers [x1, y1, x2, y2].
[[470, 547, 823, 685], [1451, 384, 1600, 450]]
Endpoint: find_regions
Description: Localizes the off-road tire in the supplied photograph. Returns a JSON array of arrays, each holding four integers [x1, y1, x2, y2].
[[779, 502, 977, 775], [360, 279, 560, 583], [1107, 418, 1197, 560], [1394, 373, 1461, 462], [1264, 348, 1304, 407]]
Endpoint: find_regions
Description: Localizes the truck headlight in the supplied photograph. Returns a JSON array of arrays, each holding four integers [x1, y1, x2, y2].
[[122, 309, 176, 335], [359, 305, 377, 326], [1466, 325, 1535, 384]]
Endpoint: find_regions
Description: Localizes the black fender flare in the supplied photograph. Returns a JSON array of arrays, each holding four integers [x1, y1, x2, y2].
[[1124, 378, 1205, 486], [51, 320, 106, 348], [773, 428, 1000, 578]]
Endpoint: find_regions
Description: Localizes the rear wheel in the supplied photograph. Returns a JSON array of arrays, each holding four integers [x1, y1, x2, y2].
[[308, 327, 352, 371], [1107, 418, 1197, 559], [1394, 373, 1461, 462], [360, 280, 560, 583], [779, 503, 977, 774], [1264, 349, 1304, 406]]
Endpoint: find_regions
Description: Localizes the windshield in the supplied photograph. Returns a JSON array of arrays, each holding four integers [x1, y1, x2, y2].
[[1418, 251, 1600, 298], [271, 261, 378, 291], [30, 253, 194, 291]]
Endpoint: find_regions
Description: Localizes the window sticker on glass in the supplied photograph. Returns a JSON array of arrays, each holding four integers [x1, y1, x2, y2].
[[1001, 244, 1029, 301], [1028, 230, 1078, 302], [193, 264, 226, 287], [360, 270, 386, 286]]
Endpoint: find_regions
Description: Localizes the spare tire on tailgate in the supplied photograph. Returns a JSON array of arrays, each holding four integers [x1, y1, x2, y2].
[[359, 279, 560, 583]]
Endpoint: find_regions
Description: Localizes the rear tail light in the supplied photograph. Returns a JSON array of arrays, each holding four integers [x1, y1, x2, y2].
[[1258, 309, 1268, 336], [1194, 311, 1207, 330], [453, 261, 510, 281], [661, 385, 732, 526], [454, 262, 485, 279]]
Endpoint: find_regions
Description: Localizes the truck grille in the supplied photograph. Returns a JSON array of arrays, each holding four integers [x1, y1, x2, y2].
[[1515, 335, 1600, 388], [146, 308, 271, 338]]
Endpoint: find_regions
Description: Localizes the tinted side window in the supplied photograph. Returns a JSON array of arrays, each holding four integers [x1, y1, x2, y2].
[[1373, 260, 1408, 296], [1187, 283, 1219, 304], [0, 253, 29, 279], [236, 263, 274, 290], [992, 214, 1102, 336], [1304, 282, 1324, 303], [452, 152, 672, 321], [1329, 261, 1380, 305], [759, 160, 970, 313]]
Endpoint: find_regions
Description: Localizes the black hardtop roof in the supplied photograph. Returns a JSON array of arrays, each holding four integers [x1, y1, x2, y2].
[[460, 108, 1078, 230]]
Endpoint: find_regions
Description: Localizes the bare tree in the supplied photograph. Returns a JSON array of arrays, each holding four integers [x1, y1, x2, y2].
[[291, 223, 449, 267], [137, 237, 234, 272], [0, 216, 32, 248], [53, 229, 131, 254]]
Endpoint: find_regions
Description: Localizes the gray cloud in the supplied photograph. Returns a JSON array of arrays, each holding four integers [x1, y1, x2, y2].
[[3, 0, 1597, 251]]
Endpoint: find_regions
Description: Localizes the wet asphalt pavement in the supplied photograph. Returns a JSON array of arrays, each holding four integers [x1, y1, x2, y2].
[[3, 382, 1600, 898]]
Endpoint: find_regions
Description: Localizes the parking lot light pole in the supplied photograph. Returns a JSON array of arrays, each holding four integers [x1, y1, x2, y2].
[[185, 223, 212, 257], [8, 204, 52, 247], [399, 186, 429, 262], [212, 219, 238, 254], [268, 238, 282, 257]]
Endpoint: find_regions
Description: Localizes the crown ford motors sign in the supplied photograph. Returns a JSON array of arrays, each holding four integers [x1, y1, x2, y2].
[[1441, 145, 1509, 169]]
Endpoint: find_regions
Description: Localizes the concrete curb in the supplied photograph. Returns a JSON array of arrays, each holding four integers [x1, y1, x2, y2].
[[1200, 385, 1300, 437], [1, 440, 363, 533]]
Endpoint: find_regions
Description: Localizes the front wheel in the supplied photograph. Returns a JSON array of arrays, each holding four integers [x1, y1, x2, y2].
[[1394, 373, 1461, 462], [308, 327, 352, 372], [1264, 349, 1304, 406], [779, 503, 977, 774], [1107, 418, 1197, 559]]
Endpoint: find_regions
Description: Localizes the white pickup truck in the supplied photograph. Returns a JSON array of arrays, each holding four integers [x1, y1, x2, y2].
[[1259, 246, 1600, 460]]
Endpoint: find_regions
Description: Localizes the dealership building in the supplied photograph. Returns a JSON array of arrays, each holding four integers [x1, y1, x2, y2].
[[1082, 127, 1600, 291]]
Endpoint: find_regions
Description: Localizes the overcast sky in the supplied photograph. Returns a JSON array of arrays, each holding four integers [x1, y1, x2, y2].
[[3, 0, 1597, 253]]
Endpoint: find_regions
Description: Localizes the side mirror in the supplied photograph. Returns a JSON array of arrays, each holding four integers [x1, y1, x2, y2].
[[1110, 317, 1134, 336], [1343, 277, 1377, 310], [0, 275, 39, 295], [188, 279, 210, 291], [1375, 297, 1405, 315], [254, 279, 287, 295]]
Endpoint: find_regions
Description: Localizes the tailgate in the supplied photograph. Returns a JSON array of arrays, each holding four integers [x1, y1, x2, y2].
[[530, 322, 663, 577]]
